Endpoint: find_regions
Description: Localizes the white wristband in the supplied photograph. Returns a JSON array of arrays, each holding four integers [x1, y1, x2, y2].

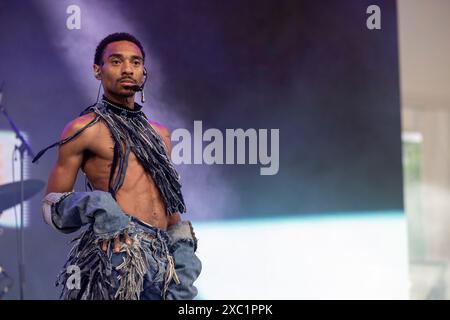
[[41, 192, 73, 230]]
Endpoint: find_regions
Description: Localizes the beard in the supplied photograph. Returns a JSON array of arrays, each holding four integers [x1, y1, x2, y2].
[[106, 85, 136, 98]]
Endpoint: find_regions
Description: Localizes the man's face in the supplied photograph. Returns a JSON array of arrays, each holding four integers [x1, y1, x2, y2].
[[94, 40, 145, 98]]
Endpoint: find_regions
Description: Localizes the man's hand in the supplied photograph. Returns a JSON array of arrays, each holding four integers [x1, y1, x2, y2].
[[101, 231, 133, 252]]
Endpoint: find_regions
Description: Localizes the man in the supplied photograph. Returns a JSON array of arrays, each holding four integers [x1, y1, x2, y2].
[[33, 33, 201, 300]]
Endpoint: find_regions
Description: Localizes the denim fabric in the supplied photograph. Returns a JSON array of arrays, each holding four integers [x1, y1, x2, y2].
[[45, 190, 131, 236], [49, 190, 201, 300], [166, 221, 202, 300], [111, 217, 201, 300]]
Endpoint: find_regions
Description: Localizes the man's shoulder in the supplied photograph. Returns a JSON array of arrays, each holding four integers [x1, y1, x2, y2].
[[60, 112, 98, 140], [148, 119, 170, 137]]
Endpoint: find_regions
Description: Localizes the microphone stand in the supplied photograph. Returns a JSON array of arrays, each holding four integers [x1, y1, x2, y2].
[[0, 265, 14, 300], [0, 104, 35, 300]]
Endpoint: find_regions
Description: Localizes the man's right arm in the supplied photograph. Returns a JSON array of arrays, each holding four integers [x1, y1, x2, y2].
[[42, 114, 131, 236], [45, 115, 95, 195], [42, 115, 96, 232]]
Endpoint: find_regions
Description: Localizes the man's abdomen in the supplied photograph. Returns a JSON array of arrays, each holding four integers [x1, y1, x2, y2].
[[112, 158, 169, 230], [84, 152, 170, 230]]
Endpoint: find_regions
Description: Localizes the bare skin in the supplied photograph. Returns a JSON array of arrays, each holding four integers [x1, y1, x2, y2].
[[45, 40, 180, 251]]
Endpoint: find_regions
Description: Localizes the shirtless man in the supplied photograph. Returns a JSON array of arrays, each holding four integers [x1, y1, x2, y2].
[[48, 40, 175, 230], [35, 33, 201, 300]]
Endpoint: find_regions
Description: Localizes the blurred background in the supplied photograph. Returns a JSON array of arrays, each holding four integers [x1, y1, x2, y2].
[[398, 0, 450, 300], [0, 0, 447, 300]]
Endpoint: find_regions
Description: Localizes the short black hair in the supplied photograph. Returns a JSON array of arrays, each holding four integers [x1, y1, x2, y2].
[[94, 32, 145, 65]]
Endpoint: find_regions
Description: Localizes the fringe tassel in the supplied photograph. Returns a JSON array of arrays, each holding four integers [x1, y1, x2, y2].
[[56, 226, 116, 300], [114, 236, 148, 300], [163, 254, 180, 299], [57, 225, 179, 300]]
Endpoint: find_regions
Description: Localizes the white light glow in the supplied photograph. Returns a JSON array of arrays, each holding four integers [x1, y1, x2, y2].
[[193, 211, 409, 299], [0, 130, 31, 228]]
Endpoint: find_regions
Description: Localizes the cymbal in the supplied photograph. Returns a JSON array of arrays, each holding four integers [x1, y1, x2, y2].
[[0, 180, 45, 212]]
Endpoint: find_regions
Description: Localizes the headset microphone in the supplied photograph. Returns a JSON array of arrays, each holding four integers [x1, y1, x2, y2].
[[128, 67, 147, 92]]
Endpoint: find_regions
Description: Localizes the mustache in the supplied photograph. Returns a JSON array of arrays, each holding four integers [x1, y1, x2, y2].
[[118, 77, 137, 83]]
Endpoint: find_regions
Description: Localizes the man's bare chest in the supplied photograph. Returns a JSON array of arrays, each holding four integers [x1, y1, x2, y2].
[[81, 121, 142, 178]]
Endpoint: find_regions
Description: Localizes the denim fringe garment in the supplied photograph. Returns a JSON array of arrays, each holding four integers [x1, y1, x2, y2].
[[34, 99, 195, 300], [42, 188, 200, 300], [56, 221, 180, 300]]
